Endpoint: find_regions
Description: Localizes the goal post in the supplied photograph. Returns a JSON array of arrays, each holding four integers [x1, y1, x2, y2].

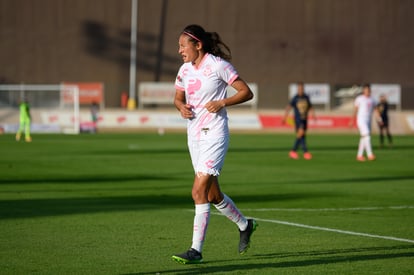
[[0, 84, 80, 134]]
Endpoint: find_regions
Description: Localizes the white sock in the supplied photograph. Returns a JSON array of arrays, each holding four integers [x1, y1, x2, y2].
[[214, 194, 248, 231], [357, 137, 365, 157], [191, 203, 210, 253], [364, 136, 373, 156]]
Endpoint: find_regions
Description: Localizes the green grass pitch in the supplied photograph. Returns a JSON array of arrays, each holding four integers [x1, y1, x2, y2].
[[0, 132, 413, 274]]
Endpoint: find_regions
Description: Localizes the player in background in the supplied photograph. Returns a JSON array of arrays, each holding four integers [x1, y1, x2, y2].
[[350, 84, 383, 161], [172, 24, 257, 264], [282, 82, 316, 160], [15, 98, 32, 142], [376, 94, 393, 148], [90, 101, 99, 133]]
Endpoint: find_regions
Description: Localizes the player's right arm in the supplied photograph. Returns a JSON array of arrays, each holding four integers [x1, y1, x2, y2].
[[174, 89, 194, 119], [373, 106, 383, 126], [282, 103, 292, 125], [349, 105, 358, 128]]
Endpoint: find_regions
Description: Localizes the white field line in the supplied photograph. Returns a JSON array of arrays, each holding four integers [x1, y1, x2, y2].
[[251, 217, 414, 244], [241, 205, 414, 212], [205, 205, 414, 244]]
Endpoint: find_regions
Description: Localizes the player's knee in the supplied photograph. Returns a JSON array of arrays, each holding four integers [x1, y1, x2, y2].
[[191, 188, 206, 202], [208, 191, 223, 204], [191, 180, 208, 203]]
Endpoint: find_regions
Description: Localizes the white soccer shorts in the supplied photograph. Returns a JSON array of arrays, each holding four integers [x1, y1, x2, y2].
[[357, 120, 371, 136], [188, 137, 229, 176]]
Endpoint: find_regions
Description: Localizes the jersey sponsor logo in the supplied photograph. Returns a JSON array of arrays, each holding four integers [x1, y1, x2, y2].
[[201, 127, 210, 135], [187, 78, 201, 95]]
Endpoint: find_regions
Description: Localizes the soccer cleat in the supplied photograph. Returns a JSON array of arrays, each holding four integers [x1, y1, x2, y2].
[[15, 133, 21, 141], [303, 152, 312, 160], [172, 248, 203, 264], [289, 150, 299, 159], [356, 156, 366, 162], [239, 219, 258, 254], [25, 137, 32, 142], [367, 154, 376, 161]]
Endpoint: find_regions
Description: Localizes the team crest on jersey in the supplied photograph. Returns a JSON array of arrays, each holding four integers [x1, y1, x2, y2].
[[203, 65, 212, 76]]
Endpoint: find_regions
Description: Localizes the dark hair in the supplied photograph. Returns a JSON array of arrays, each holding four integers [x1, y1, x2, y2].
[[182, 24, 232, 61], [362, 83, 371, 89]]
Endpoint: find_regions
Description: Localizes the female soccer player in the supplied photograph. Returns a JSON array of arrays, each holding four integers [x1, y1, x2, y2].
[[282, 82, 316, 160], [376, 94, 393, 148], [172, 24, 258, 264], [350, 84, 383, 161]]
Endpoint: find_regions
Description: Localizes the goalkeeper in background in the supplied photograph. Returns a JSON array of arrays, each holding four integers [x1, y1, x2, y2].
[[16, 98, 32, 142]]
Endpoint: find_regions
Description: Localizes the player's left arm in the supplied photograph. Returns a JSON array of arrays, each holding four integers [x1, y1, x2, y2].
[[205, 77, 253, 113], [26, 105, 31, 120], [308, 98, 316, 121], [309, 106, 316, 121]]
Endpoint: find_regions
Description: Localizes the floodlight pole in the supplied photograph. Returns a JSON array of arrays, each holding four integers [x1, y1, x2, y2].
[[128, 0, 138, 110]]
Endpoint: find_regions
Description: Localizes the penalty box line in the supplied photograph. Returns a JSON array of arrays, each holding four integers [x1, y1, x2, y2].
[[241, 205, 414, 212], [251, 217, 414, 244], [240, 206, 414, 243], [191, 206, 414, 244]]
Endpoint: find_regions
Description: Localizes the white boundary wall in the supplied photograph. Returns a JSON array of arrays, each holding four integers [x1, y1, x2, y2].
[[2, 109, 414, 134]]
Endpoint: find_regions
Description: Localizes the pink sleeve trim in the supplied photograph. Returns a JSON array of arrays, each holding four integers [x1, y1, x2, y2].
[[228, 74, 239, 85], [175, 84, 185, 91]]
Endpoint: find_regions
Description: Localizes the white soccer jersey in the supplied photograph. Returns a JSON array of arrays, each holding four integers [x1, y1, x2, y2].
[[175, 53, 238, 140], [354, 94, 376, 123]]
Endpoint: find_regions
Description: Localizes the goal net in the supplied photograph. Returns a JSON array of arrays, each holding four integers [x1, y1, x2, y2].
[[0, 84, 80, 134]]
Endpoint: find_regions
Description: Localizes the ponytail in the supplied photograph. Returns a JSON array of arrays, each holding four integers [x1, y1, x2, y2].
[[182, 24, 232, 61]]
